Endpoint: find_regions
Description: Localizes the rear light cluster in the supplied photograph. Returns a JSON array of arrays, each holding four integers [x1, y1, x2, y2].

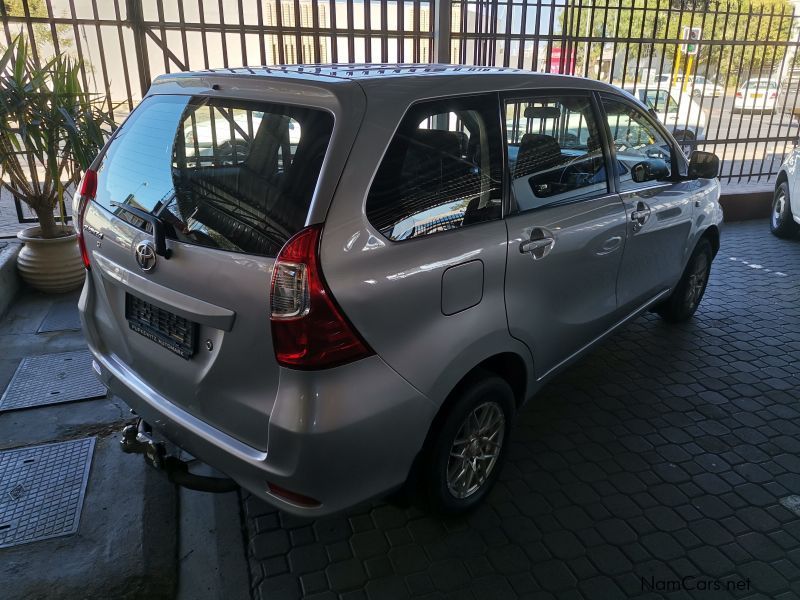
[[736, 92, 743, 98], [75, 169, 97, 270], [270, 225, 373, 370]]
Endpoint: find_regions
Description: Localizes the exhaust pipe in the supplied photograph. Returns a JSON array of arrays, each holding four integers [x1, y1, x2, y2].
[[120, 420, 238, 493]]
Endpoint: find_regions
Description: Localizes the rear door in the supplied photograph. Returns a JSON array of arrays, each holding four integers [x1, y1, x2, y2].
[[599, 93, 698, 310], [503, 91, 628, 379], [81, 93, 337, 450]]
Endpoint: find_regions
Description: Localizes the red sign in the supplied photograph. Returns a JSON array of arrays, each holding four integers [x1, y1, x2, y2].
[[549, 47, 576, 75]]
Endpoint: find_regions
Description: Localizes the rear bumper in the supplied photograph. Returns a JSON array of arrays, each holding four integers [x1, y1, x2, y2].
[[80, 284, 437, 516]]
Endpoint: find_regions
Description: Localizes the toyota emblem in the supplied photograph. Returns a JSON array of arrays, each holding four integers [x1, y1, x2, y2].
[[135, 240, 157, 272]]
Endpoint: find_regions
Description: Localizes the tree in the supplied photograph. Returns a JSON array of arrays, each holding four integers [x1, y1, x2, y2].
[[564, 0, 795, 86], [0, 37, 113, 238], [1, 0, 73, 57]]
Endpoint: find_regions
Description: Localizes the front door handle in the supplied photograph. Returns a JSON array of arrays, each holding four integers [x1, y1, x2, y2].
[[630, 201, 651, 231], [520, 228, 555, 260]]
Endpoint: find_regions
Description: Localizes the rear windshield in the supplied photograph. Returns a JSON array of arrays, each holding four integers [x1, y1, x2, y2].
[[94, 95, 334, 256], [746, 80, 777, 90]]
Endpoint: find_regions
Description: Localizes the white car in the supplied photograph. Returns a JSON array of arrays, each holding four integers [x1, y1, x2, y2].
[[773, 148, 800, 238], [734, 78, 779, 113], [625, 87, 707, 154], [687, 75, 725, 98]]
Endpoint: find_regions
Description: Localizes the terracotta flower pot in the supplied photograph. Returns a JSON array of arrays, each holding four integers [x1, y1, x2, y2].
[[16, 225, 85, 293]]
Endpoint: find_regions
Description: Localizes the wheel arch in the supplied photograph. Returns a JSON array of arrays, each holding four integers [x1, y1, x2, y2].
[[700, 224, 720, 258], [776, 169, 789, 188], [418, 351, 530, 455]]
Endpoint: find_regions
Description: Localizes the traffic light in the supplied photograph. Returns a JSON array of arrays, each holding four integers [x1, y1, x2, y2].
[[684, 27, 701, 55]]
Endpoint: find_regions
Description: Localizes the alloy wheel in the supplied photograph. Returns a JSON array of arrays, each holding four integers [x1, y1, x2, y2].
[[773, 190, 786, 229], [686, 253, 710, 309], [446, 401, 506, 499]]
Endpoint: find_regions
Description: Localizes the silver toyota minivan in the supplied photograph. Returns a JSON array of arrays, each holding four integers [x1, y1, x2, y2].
[[75, 64, 723, 515]]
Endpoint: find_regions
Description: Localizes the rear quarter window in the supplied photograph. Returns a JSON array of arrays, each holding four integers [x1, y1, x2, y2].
[[94, 95, 333, 257], [365, 95, 503, 241]]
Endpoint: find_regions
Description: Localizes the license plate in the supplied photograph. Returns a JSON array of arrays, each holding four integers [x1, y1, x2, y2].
[[753, 93, 763, 98], [125, 293, 197, 359]]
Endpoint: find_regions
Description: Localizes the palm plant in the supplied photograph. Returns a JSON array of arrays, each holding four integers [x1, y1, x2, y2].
[[0, 36, 114, 239]]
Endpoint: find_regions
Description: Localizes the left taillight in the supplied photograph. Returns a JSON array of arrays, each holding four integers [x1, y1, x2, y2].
[[75, 169, 97, 270], [269, 224, 374, 370]]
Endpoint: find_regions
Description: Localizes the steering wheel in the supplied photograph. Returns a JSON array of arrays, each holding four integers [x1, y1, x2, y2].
[[562, 132, 579, 147], [614, 139, 631, 152], [217, 140, 250, 165], [644, 144, 668, 160]]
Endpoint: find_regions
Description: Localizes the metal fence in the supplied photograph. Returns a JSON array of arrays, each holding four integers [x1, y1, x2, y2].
[[452, 0, 800, 183], [1, 0, 799, 225]]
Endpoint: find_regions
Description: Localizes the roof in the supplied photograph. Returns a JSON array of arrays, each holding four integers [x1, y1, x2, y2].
[[150, 63, 623, 110], [191, 63, 525, 82]]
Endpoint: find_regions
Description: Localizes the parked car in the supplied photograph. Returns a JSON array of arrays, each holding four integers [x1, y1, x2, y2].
[[772, 148, 800, 238], [686, 75, 725, 98], [734, 78, 779, 113], [624, 87, 707, 154], [75, 65, 723, 516]]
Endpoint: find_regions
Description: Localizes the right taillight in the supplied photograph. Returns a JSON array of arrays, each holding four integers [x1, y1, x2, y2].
[[75, 169, 97, 270], [736, 92, 743, 98], [270, 224, 373, 370]]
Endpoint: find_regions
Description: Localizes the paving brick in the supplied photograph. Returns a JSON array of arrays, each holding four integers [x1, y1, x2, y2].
[[287, 544, 329, 574], [325, 559, 367, 592], [351, 529, 389, 559], [252, 529, 290, 560]]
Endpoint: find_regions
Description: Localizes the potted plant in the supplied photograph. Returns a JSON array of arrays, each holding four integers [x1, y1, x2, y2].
[[0, 37, 113, 293]]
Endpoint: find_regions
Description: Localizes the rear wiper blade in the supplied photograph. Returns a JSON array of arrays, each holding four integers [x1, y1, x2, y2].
[[111, 202, 172, 259]]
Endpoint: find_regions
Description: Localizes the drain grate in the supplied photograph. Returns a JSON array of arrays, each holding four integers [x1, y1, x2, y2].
[[37, 301, 82, 333], [0, 350, 107, 412], [0, 438, 95, 548]]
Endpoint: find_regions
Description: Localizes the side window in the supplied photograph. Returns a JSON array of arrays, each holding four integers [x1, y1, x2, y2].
[[601, 96, 674, 191], [365, 95, 503, 242], [505, 94, 609, 211], [644, 90, 677, 114]]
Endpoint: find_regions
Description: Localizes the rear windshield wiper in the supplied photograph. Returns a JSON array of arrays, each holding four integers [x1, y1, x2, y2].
[[111, 202, 172, 259]]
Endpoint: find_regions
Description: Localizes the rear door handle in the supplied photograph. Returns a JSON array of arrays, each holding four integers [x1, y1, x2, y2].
[[520, 238, 554, 253], [630, 201, 651, 231], [519, 228, 555, 260]]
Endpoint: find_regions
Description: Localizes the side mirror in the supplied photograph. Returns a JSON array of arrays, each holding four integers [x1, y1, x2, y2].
[[688, 151, 720, 179], [631, 158, 670, 183]]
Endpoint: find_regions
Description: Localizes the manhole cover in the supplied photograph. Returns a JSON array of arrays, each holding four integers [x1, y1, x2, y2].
[[0, 350, 106, 412], [0, 438, 95, 548], [37, 301, 82, 333]]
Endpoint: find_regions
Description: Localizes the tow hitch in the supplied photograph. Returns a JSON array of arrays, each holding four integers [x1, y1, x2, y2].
[[120, 419, 238, 493]]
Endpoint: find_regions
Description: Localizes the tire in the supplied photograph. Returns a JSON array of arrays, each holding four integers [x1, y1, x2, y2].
[[423, 374, 515, 514], [656, 238, 713, 323], [692, 89, 702, 98], [771, 181, 800, 239]]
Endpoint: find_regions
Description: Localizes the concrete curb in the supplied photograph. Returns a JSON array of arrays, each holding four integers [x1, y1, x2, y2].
[[177, 463, 251, 600], [0, 241, 21, 319]]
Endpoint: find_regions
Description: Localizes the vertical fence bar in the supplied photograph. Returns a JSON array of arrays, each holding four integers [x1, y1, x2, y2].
[[434, 0, 452, 63], [126, 0, 152, 96]]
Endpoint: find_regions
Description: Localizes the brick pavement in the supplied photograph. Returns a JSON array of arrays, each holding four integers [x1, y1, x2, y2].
[[243, 220, 800, 600]]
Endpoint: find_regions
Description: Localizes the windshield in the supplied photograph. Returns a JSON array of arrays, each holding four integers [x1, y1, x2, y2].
[[94, 95, 334, 257]]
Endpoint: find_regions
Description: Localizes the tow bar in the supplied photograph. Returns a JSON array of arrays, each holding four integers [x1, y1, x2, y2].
[[120, 419, 238, 493]]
